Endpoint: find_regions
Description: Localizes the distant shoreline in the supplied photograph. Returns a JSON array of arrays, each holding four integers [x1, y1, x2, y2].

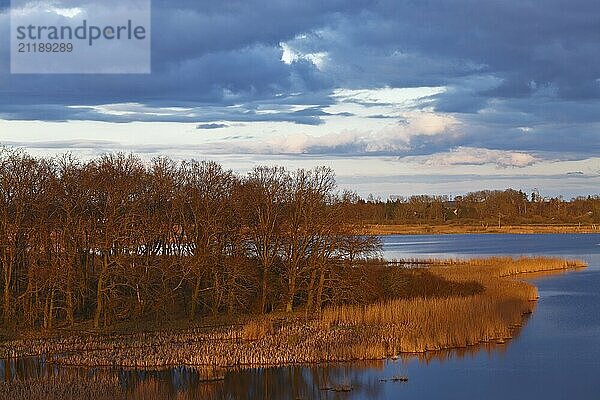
[[363, 224, 600, 235]]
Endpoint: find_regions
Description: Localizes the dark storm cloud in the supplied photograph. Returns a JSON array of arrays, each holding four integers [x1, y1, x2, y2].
[[1, 0, 599, 157], [0, 139, 122, 149], [0, 1, 340, 107], [367, 115, 400, 119], [0, 102, 334, 125], [196, 123, 229, 130]]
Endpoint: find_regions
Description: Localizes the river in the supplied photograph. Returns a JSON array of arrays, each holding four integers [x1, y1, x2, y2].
[[2, 234, 599, 399]]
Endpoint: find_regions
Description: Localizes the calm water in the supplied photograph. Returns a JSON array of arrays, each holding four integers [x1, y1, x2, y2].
[[2, 234, 600, 399]]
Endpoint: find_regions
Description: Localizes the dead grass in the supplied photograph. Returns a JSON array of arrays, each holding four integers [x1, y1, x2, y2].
[[241, 318, 273, 340]]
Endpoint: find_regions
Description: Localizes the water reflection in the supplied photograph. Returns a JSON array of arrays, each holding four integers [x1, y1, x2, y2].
[[0, 337, 521, 399]]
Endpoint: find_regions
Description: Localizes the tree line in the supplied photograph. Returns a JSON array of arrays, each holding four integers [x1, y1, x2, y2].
[[0, 149, 379, 331], [356, 189, 600, 225]]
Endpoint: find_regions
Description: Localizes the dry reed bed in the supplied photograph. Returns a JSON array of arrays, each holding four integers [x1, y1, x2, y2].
[[0, 326, 239, 360], [0, 257, 585, 368]]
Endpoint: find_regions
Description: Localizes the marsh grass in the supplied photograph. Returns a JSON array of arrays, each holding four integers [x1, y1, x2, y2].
[[458, 256, 586, 277], [241, 318, 273, 340]]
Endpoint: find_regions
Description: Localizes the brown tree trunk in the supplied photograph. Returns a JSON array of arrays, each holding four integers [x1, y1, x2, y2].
[[212, 270, 221, 315], [24, 275, 33, 327], [66, 288, 75, 326], [260, 266, 269, 314], [305, 267, 317, 314], [2, 258, 11, 326], [189, 274, 203, 320], [315, 268, 326, 312], [49, 289, 55, 330], [43, 289, 55, 331], [285, 273, 296, 312], [94, 252, 109, 329]]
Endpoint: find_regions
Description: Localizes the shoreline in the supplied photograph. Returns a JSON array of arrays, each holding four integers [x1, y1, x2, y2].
[[363, 224, 600, 235], [0, 257, 586, 370]]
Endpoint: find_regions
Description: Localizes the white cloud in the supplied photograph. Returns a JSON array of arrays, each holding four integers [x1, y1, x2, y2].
[[220, 110, 459, 154], [71, 103, 194, 117], [332, 87, 446, 108], [280, 42, 328, 69], [412, 147, 538, 168], [10, 1, 82, 18]]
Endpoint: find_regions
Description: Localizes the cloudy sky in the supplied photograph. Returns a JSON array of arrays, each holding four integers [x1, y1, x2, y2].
[[1, 0, 599, 198]]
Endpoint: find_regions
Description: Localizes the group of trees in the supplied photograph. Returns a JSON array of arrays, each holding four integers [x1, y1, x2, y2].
[[357, 189, 600, 225], [0, 149, 379, 331], [3, 147, 596, 332]]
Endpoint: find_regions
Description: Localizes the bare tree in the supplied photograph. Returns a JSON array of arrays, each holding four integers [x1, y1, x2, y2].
[[179, 160, 237, 318], [282, 167, 336, 312], [0, 150, 393, 330], [89, 153, 146, 329], [243, 166, 290, 313]]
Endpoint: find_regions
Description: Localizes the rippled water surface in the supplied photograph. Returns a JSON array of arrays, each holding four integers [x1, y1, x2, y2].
[[2, 234, 600, 399]]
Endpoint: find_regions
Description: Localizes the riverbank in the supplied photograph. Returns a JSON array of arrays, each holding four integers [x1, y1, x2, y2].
[[364, 224, 600, 235], [0, 257, 586, 371]]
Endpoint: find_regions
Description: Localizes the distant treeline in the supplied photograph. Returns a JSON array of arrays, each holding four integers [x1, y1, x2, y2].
[[353, 190, 600, 225], [0, 149, 380, 330]]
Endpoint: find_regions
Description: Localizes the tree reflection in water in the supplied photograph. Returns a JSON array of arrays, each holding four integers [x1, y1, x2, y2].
[[0, 334, 520, 400]]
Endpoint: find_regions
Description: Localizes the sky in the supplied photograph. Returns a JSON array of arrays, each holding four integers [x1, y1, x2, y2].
[[0, 0, 599, 199]]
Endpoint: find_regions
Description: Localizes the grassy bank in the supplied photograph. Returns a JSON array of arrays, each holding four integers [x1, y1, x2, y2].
[[0, 257, 586, 370], [364, 223, 600, 235]]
